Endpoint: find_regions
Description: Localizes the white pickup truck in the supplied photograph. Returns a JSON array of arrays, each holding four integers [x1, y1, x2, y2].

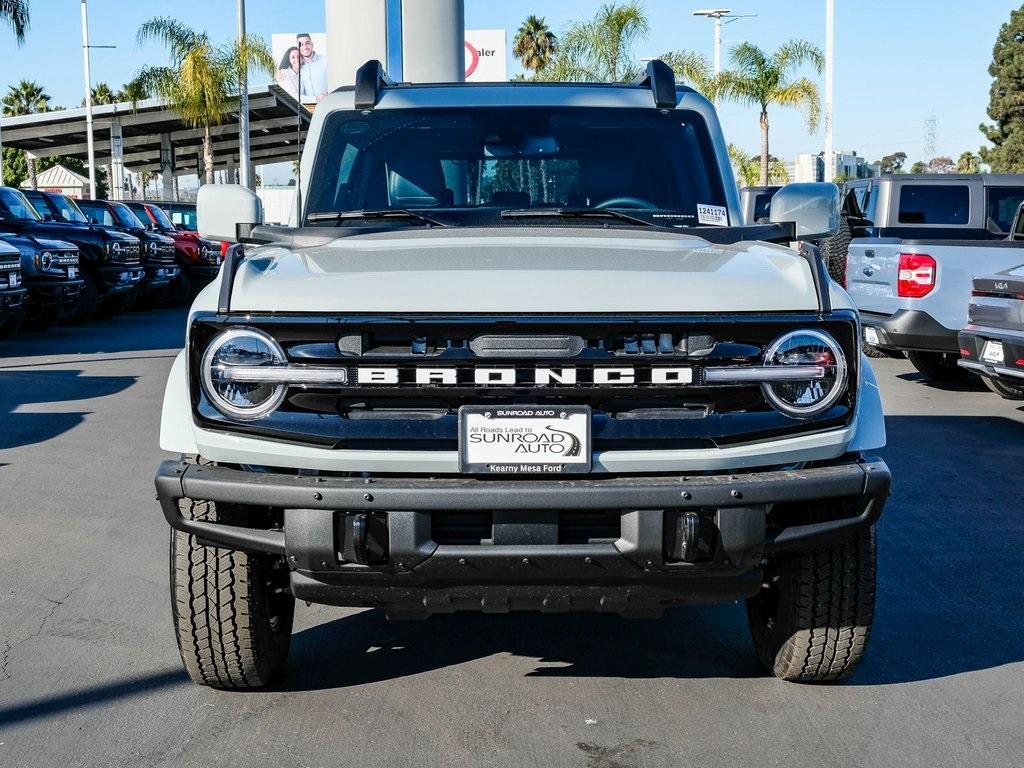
[[845, 174, 1024, 380]]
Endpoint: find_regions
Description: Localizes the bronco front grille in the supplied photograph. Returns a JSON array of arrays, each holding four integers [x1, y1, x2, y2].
[[189, 313, 860, 451]]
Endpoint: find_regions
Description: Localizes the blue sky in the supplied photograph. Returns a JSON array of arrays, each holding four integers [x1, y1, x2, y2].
[[1, 0, 1016, 180]]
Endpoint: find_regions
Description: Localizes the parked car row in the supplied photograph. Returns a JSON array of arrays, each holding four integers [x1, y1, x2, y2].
[[0, 189, 221, 338], [741, 174, 1024, 399]]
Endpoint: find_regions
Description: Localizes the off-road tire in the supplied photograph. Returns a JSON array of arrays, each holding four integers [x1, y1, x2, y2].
[[819, 217, 852, 285], [982, 375, 1024, 400], [0, 309, 24, 339], [862, 342, 891, 359], [747, 526, 876, 683], [164, 269, 193, 308], [93, 291, 134, 320], [170, 471, 294, 689], [23, 308, 61, 332], [906, 350, 970, 382], [62, 270, 98, 324]]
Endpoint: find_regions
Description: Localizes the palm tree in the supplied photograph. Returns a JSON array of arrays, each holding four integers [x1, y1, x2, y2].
[[541, 1, 649, 83], [728, 143, 789, 188], [0, 0, 29, 44], [117, 76, 150, 105], [513, 15, 557, 76], [720, 40, 823, 186], [86, 82, 117, 106], [956, 151, 981, 174], [3, 79, 50, 188], [135, 17, 273, 185], [660, 50, 723, 103]]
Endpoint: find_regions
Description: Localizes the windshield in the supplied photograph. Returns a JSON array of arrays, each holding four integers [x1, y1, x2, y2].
[[109, 202, 146, 229], [132, 202, 175, 230], [0, 188, 42, 221], [165, 205, 197, 231], [48, 194, 90, 224], [305, 107, 728, 227]]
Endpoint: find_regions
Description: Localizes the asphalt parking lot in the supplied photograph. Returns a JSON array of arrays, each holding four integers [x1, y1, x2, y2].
[[1, 309, 1022, 768]]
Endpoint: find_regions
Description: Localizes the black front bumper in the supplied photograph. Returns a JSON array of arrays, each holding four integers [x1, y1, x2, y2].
[[861, 309, 958, 353], [958, 327, 1024, 384], [27, 278, 84, 309], [184, 263, 221, 286], [1, 287, 27, 311], [142, 263, 180, 290], [155, 457, 890, 618], [97, 265, 144, 294]]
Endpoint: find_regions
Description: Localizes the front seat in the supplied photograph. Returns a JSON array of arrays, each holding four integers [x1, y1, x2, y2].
[[386, 154, 449, 208]]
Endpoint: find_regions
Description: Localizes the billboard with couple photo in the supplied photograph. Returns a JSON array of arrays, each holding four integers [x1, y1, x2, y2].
[[271, 33, 329, 105]]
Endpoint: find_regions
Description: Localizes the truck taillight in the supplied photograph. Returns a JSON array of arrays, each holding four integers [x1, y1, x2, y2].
[[897, 253, 936, 298]]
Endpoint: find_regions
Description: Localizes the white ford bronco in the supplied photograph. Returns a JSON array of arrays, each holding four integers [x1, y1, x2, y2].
[[155, 60, 890, 688]]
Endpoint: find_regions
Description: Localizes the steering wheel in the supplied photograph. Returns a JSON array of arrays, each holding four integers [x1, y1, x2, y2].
[[594, 196, 658, 210]]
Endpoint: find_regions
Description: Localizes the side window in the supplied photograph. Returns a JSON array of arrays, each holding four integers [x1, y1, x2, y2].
[[897, 185, 969, 225], [81, 205, 114, 227], [863, 183, 878, 222], [986, 187, 1024, 233]]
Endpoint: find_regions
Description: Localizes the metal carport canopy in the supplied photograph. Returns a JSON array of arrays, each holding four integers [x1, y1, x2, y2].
[[0, 83, 309, 177]]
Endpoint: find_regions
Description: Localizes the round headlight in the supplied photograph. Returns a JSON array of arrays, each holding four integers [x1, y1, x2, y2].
[[201, 328, 287, 420], [39, 251, 54, 270], [761, 329, 847, 418]]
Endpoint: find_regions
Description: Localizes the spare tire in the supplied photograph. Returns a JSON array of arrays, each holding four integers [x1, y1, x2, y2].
[[818, 217, 853, 285]]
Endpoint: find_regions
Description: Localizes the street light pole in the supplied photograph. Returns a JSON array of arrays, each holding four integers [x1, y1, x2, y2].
[[81, 0, 97, 199], [692, 8, 756, 105], [237, 0, 252, 189], [824, 0, 835, 183]]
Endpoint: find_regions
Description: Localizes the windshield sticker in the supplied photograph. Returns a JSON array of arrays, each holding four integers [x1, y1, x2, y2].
[[697, 204, 729, 226]]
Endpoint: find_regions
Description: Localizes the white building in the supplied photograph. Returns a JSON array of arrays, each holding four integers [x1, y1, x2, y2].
[[791, 151, 880, 183], [20, 163, 89, 198]]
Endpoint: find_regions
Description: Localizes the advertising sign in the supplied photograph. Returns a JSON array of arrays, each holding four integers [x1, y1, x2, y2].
[[271, 33, 329, 105], [465, 29, 507, 82]]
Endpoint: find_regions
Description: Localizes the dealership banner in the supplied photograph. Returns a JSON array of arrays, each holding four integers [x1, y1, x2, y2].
[[271, 33, 329, 105], [465, 29, 507, 81]]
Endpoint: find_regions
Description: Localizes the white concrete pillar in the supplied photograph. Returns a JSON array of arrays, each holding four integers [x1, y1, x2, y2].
[[326, 0, 388, 89], [160, 133, 174, 200], [401, 0, 464, 83], [108, 116, 125, 200]]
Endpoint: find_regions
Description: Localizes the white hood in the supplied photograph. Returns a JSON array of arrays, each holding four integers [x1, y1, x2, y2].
[[227, 227, 819, 313]]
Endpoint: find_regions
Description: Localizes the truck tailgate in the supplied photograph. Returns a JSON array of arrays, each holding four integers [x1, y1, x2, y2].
[[849, 238, 1024, 332], [846, 238, 902, 316]]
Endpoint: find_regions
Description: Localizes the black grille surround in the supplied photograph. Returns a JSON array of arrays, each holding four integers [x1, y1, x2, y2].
[[188, 312, 860, 455]]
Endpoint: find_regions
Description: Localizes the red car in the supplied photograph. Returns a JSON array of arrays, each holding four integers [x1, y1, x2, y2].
[[126, 201, 223, 305]]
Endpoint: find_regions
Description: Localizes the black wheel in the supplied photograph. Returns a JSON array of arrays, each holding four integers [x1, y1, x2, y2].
[[906, 350, 970, 382], [22, 309, 61, 332], [748, 525, 876, 683], [62, 270, 99, 324], [170, 463, 294, 689], [0, 309, 25, 339], [164, 269, 193, 308], [982, 376, 1024, 400], [862, 342, 890, 359], [818, 217, 852, 285], [93, 291, 134, 320]]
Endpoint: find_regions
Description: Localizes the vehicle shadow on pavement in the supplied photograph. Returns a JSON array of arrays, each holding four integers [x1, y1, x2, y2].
[[279, 413, 1024, 690], [0, 309, 185, 362], [0, 369, 136, 450], [851, 414, 1024, 685], [894, 371, 987, 392], [281, 602, 761, 691]]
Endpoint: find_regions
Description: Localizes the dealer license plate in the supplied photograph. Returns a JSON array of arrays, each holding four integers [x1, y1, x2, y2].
[[459, 405, 592, 474], [981, 340, 1005, 365]]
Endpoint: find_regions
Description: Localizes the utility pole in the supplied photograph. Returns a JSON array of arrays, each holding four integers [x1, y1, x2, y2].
[[81, 0, 97, 199], [692, 8, 756, 105], [237, 0, 252, 189], [824, 0, 835, 182]]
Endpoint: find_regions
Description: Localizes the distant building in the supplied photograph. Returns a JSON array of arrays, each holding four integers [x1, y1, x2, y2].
[[791, 151, 880, 183], [20, 164, 89, 198]]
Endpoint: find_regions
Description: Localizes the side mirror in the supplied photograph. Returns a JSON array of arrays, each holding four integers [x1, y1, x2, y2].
[[769, 182, 840, 240], [197, 184, 263, 243]]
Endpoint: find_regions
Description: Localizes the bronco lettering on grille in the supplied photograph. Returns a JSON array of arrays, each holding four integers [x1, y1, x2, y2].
[[354, 366, 695, 386]]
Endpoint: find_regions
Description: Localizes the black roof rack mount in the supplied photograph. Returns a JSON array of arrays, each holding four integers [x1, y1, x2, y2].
[[354, 60, 394, 110], [632, 59, 677, 110]]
